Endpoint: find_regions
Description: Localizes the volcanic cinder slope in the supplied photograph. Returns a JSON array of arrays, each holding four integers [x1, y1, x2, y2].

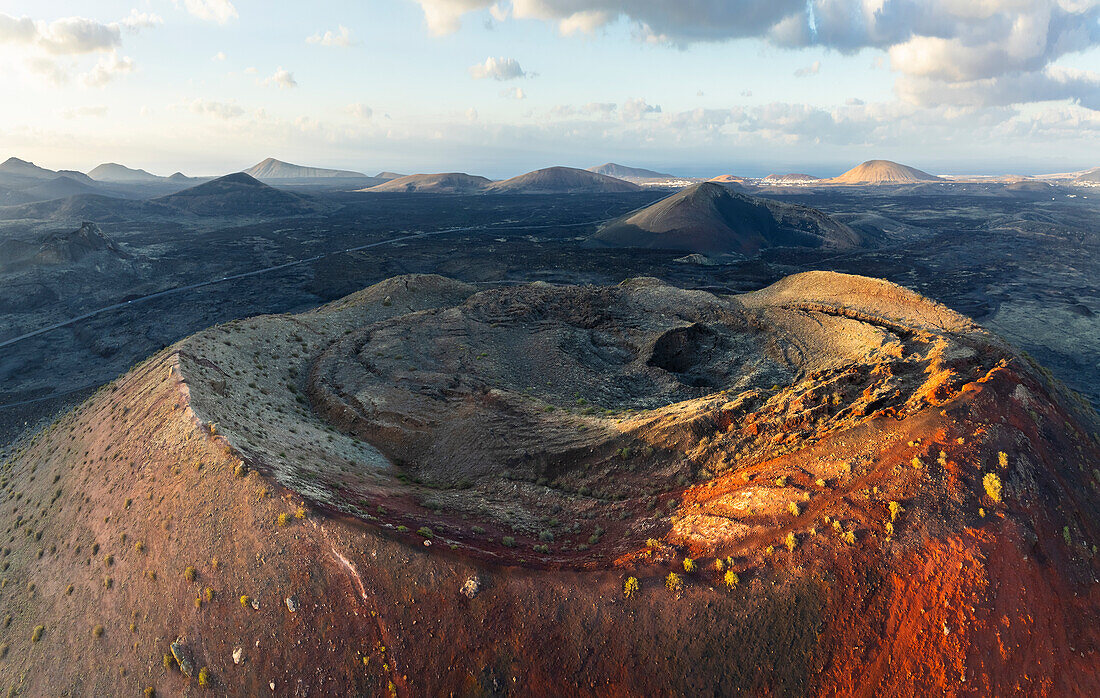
[[587, 163, 677, 182], [243, 158, 368, 181], [487, 166, 641, 193], [763, 173, 820, 183], [2, 272, 1099, 696], [88, 163, 166, 184], [361, 172, 492, 194], [828, 160, 944, 185], [591, 181, 862, 255], [152, 172, 322, 216], [0, 221, 128, 273]]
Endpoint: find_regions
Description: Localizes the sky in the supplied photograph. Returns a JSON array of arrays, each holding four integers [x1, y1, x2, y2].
[[2, 0, 1100, 178]]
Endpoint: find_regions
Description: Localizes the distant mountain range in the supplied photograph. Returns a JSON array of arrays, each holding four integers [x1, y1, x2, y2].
[[361, 166, 642, 194], [586, 163, 677, 181], [362, 173, 492, 193], [243, 158, 370, 181], [488, 166, 641, 193], [88, 163, 168, 183]]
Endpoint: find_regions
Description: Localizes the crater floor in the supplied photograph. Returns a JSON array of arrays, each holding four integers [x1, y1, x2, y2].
[[181, 271, 1015, 567]]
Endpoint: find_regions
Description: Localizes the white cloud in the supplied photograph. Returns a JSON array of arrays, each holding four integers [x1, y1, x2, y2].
[[82, 51, 135, 87], [176, 0, 238, 25], [261, 67, 297, 89], [622, 97, 661, 120], [468, 56, 527, 80], [346, 103, 373, 119], [899, 66, 1100, 111], [189, 98, 245, 119], [212, 51, 226, 61], [466, 107, 479, 121], [558, 10, 611, 35], [120, 10, 163, 32], [61, 105, 108, 119], [0, 11, 158, 88], [500, 86, 526, 99], [415, 0, 494, 35], [0, 13, 121, 54], [410, 0, 1100, 111], [794, 60, 820, 77], [307, 25, 354, 47], [25, 57, 70, 85]]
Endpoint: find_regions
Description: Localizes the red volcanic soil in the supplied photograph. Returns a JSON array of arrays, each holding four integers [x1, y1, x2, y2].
[[0, 273, 1098, 696]]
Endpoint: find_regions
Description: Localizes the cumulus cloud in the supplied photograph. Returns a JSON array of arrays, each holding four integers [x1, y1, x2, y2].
[[176, 0, 238, 25], [82, 52, 135, 87], [622, 97, 661, 120], [0, 13, 122, 54], [120, 10, 163, 32], [189, 99, 245, 119], [307, 25, 354, 47], [500, 86, 527, 99], [468, 56, 528, 80], [411, 0, 1100, 110], [261, 67, 297, 89], [212, 51, 226, 61], [61, 105, 108, 119], [0, 11, 158, 88], [346, 103, 373, 119], [899, 66, 1100, 111], [794, 60, 820, 77]]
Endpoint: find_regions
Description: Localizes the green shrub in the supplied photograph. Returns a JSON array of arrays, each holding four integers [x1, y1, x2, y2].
[[416, 527, 433, 538], [92, 624, 104, 638], [184, 566, 197, 582], [31, 625, 44, 643], [502, 536, 515, 548], [888, 501, 902, 522], [723, 570, 739, 589], [682, 558, 695, 573], [788, 502, 801, 517], [785, 532, 797, 552], [198, 667, 210, 687]]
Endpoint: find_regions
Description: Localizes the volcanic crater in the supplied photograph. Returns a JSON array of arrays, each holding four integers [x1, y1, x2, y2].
[[183, 272, 1031, 568], [4, 271, 1100, 695]]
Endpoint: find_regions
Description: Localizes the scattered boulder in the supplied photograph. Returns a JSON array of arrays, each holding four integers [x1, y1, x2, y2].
[[460, 576, 481, 599], [170, 637, 194, 677]]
